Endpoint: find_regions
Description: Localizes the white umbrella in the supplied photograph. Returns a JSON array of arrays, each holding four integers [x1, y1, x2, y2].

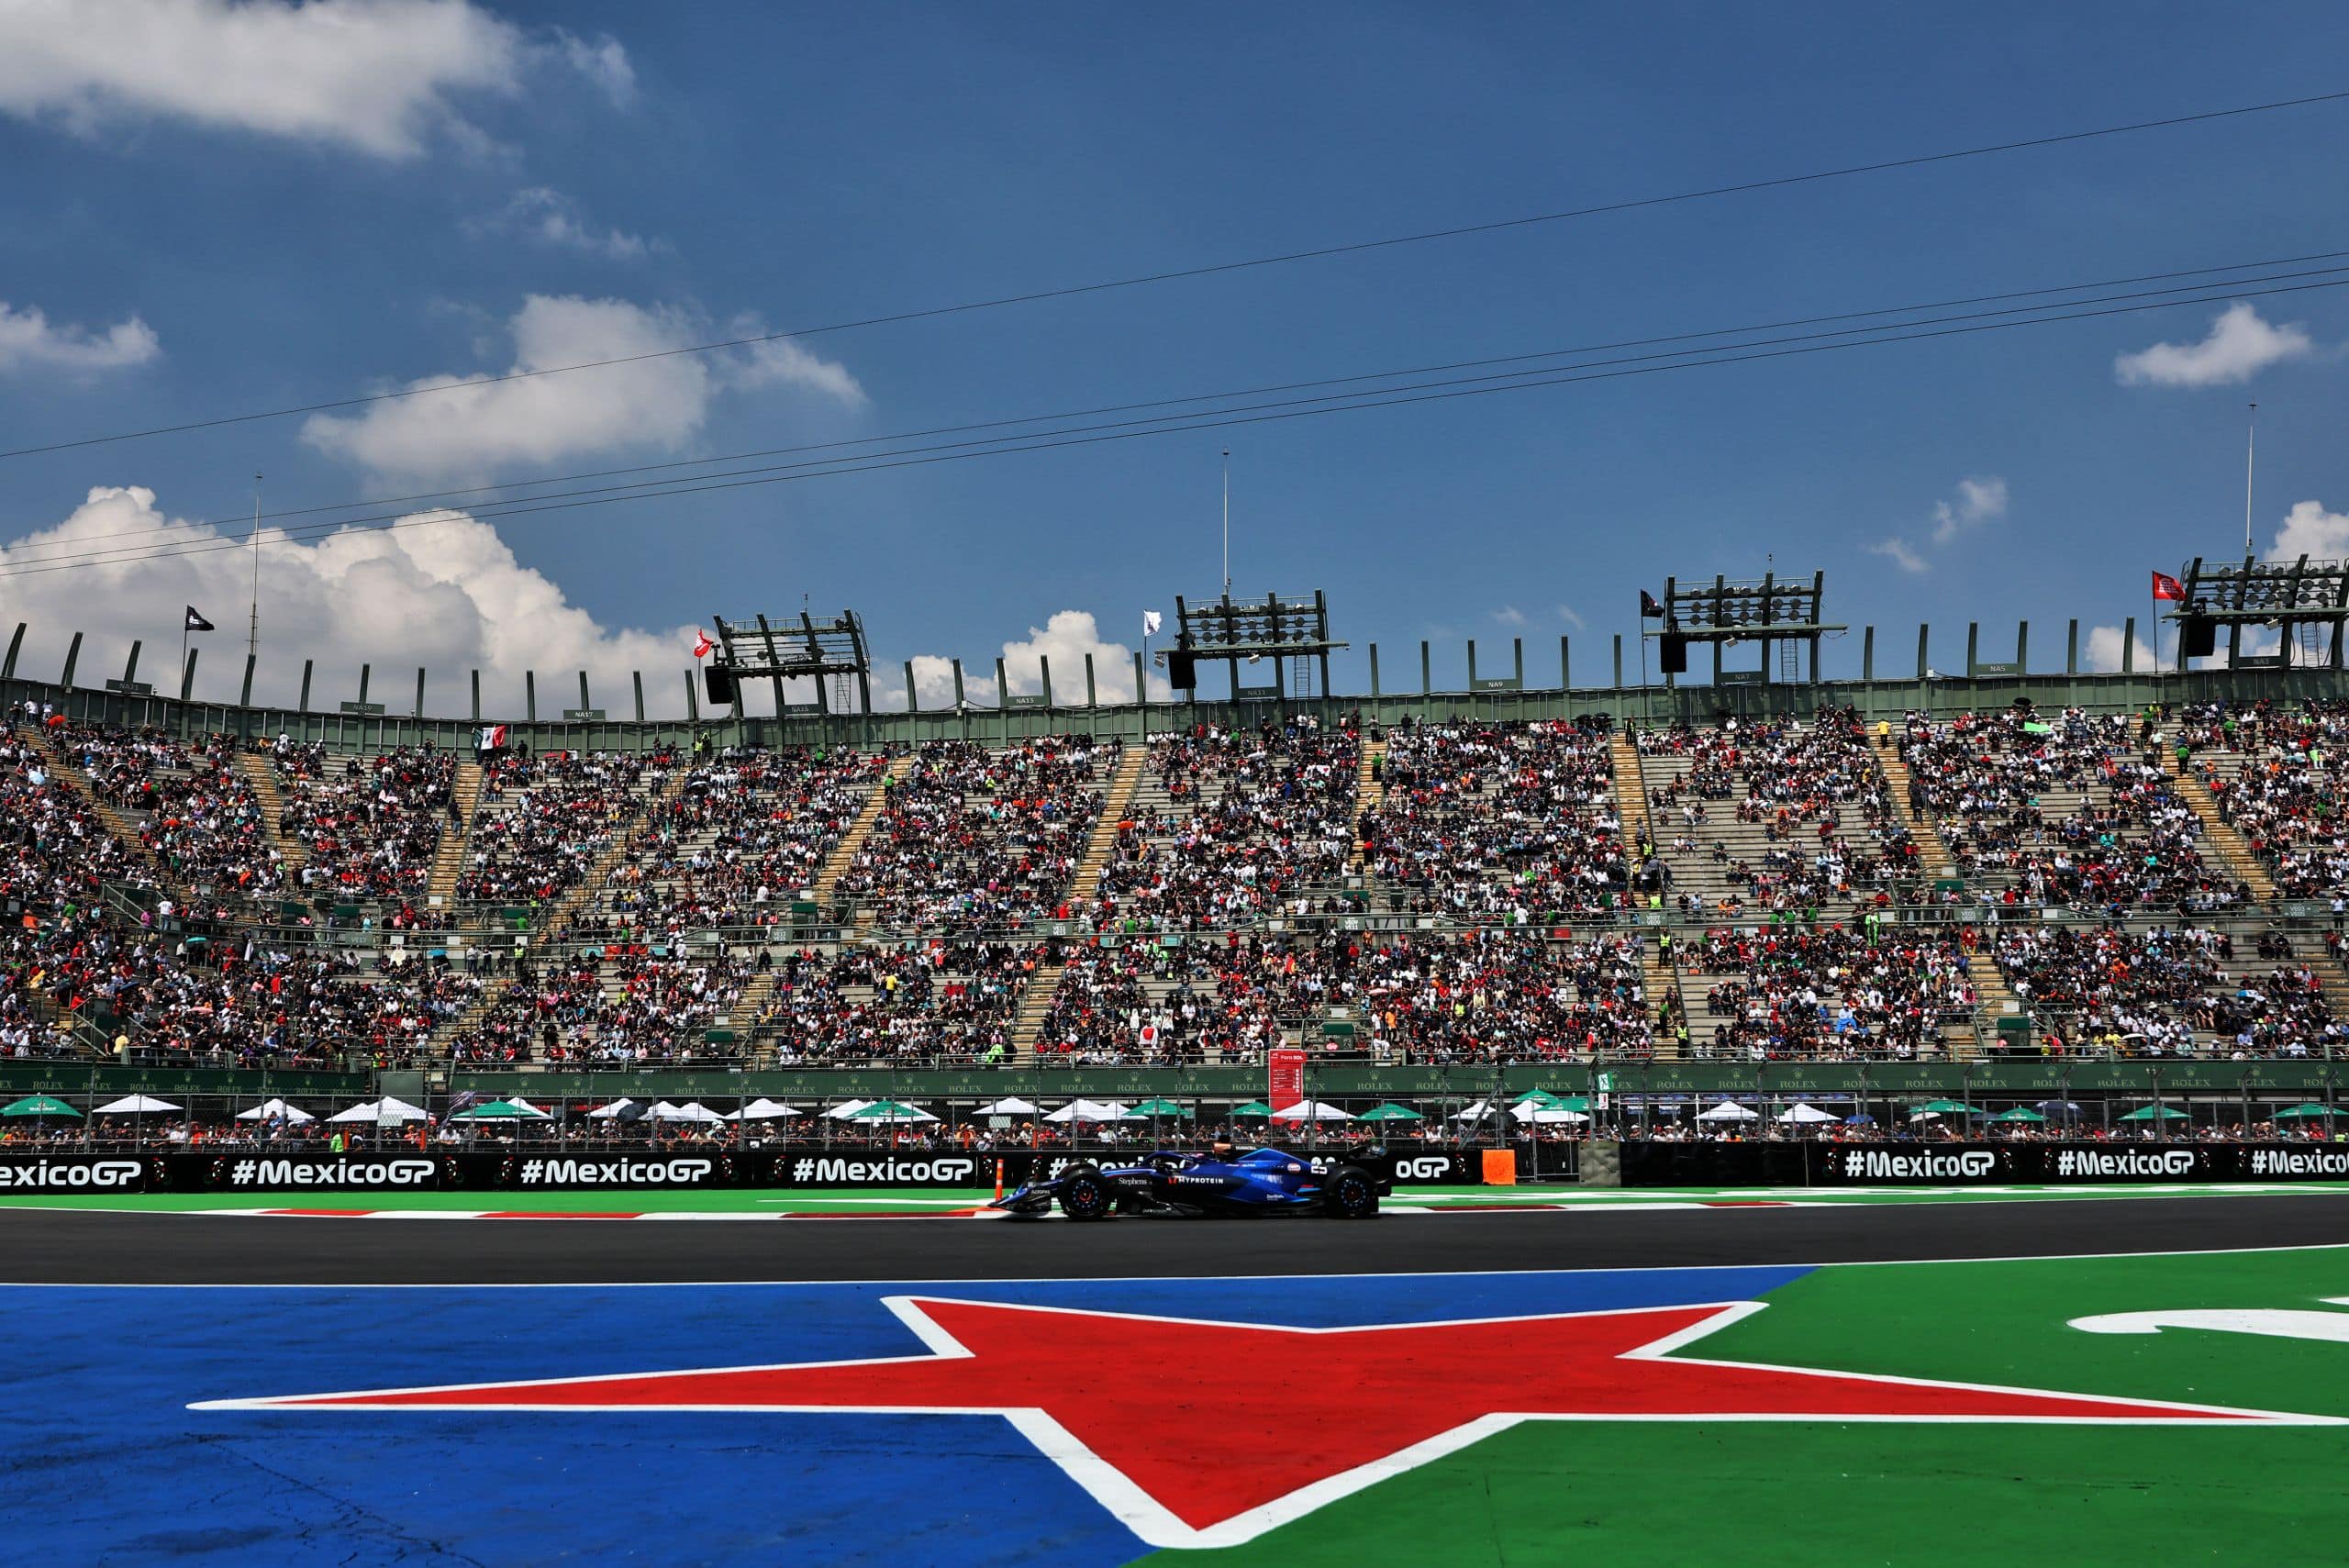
[[974, 1096, 1041, 1116], [94, 1094, 182, 1115], [584, 1097, 639, 1119], [1516, 1106, 1590, 1125], [1695, 1100, 1760, 1123], [1449, 1100, 1503, 1120], [1043, 1099, 1130, 1123], [1269, 1100, 1353, 1122], [666, 1100, 725, 1124], [235, 1097, 314, 1123], [822, 1099, 875, 1121], [1776, 1102, 1838, 1124], [727, 1098, 801, 1121], [327, 1096, 428, 1124]]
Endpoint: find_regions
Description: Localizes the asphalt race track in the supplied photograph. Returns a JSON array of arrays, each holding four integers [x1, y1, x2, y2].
[[5, 1192, 2347, 1284]]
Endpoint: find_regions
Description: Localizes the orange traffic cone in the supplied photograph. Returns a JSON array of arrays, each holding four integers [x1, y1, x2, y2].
[[993, 1159, 1004, 1201]]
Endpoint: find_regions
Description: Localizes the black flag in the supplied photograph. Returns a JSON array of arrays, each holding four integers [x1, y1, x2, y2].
[[1639, 589, 1664, 619], [184, 606, 215, 632]]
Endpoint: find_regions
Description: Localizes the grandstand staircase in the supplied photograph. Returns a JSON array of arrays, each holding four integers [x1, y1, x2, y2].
[[1349, 736, 1386, 872], [812, 755, 908, 906], [424, 760, 484, 907], [1875, 748, 1956, 878], [2162, 748, 2279, 901], [233, 752, 306, 872], [1008, 744, 1146, 1062], [1609, 729, 1687, 1053]]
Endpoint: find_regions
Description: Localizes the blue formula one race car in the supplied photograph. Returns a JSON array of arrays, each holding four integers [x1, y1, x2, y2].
[[989, 1143, 1390, 1220]]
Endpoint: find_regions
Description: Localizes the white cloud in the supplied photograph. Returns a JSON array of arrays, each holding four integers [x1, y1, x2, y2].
[[2269, 499, 2349, 562], [2085, 624, 2156, 673], [552, 28, 633, 107], [0, 485, 710, 712], [1555, 605, 1586, 630], [2115, 303, 2314, 389], [1872, 474, 2008, 572], [473, 187, 659, 261], [1866, 537, 1929, 574], [1931, 475, 2008, 544], [300, 294, 863, 483], [1489, 606, 1528, 628], [0, 0, 629, 160], [0, 301, 158, 372], [999, 611, 1164, 705]]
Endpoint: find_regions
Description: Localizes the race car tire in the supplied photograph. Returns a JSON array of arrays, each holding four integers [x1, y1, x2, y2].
[[1322, 1165, 1379, 1219], [1058, 1167, 1113, 1222]]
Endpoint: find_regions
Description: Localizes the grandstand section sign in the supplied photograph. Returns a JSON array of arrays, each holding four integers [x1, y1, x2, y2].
[[561, 708, 607, 722], [103, 679, 154, 696], [338, 701, 385, 716]]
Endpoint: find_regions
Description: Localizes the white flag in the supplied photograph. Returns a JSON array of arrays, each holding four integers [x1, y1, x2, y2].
[[1141, 610, 1163, 638]]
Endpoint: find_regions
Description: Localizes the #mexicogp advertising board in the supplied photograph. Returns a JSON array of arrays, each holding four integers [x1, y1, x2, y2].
[[1626, 1142, 2349, 1186], [0, 1146, 1488, 1193]]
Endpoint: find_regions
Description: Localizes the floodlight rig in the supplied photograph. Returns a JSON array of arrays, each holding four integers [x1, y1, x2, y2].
[[1642, 571, 1842, 684], [707, 610, 873, 715], [1170, 590, 1346, 702], [2165, 554, 2349, 670]]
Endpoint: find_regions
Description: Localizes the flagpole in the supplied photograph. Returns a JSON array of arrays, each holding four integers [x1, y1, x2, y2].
[[247, 473, 262, 668]]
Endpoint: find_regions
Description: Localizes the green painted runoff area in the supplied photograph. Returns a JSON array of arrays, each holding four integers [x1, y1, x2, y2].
[[1172, 1246, 2349, 1566]]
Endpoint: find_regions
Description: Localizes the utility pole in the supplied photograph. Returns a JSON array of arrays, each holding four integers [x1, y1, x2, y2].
[[1220, 450, 1230, 597]]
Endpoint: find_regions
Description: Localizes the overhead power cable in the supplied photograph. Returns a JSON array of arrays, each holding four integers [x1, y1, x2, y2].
[[6, 270, 2347, 583], [12, 243, 2349, 559], [3, 87, 2345, 463]]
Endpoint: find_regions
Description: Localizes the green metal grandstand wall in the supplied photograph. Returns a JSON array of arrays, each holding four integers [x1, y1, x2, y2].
[[9, 615, 2349, 754]]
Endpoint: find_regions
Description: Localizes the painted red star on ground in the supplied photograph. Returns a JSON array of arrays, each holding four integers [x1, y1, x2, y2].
[[229, 1296, 2271, 1546]]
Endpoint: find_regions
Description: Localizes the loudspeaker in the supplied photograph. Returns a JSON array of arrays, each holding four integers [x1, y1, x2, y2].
[[1660, 634, 1688, 674], [1166, 651, 1197, 691], [703, 662, 735, 705], [2180, 616, 2216, 659]]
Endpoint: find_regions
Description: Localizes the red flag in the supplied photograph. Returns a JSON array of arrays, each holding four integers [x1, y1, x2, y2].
[[2151, 572, 2187, 602], [692, 630, 715, 659]]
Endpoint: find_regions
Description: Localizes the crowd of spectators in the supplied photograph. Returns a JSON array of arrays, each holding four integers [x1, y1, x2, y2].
[[754, 939, 1043, 1063], [448, 940, 748, 1066], [834, 737, 1114, 930], [581, 746, 887, 937], [1640, 709, 1923, 916], [1358, 717, 1629, 917], [2181, 699, 2349, 898], [1987, 921, 2342, 1059], [1679, 921, 1979, 1060], [1095, 717, 1360, 927], [1900, 708, 2243, 911], [58, 723, 288, 896], [271, 740, 457, 902], [453, 747, 674, 906]]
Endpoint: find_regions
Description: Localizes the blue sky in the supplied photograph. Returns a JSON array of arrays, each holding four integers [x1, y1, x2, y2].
[[3, 0, 2347, 712]]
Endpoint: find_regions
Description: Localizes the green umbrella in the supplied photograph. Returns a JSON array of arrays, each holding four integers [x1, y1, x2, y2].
[[1512, 1089, 1566, 1108], [1124, 1098, 1193, 1118], [1230, 1101, 1274, 1118], [448, 1099, 549, 1120], [1911, 1099, 1985, 1116], [2272, 1104, 2339, 1120], [2118, 1105, 2190, 1121], [1, 1095, 80, 1118], [1993, 1107, 2046, 1123], [1357, 1103, 1426, 1122], [848, 1099, 938, 1123]]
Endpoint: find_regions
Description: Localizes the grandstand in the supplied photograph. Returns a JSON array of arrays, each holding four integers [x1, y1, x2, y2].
[[6, 587, 2349, 1107]]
